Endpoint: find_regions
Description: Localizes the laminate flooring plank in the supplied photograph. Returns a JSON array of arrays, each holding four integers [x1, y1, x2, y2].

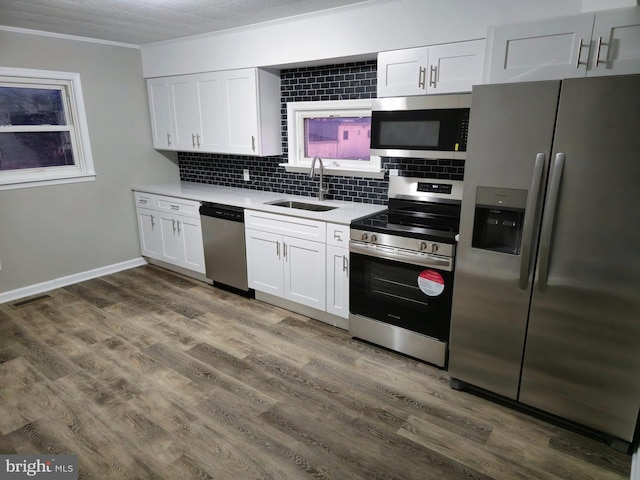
[[547, 432, 631, 477], [398, 413, 557, 480], [0, 357, 50, 435]]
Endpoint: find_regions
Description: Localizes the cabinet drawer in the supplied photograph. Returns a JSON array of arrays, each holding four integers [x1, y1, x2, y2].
[[134, 191, 156, 209], [156, 195, 200, 218], [326, 223, 350, 247], [245, 209, 326, 242]]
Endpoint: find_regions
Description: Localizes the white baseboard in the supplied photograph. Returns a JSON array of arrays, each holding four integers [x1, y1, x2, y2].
[[0, 257, 147, 305]]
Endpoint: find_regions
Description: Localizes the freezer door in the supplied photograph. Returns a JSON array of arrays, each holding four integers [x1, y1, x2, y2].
[[520, 75, 640, 442], [448, 81, 561, 399]]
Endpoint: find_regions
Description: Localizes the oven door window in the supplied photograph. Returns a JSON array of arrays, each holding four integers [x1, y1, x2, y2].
[[350, 252, 453, 341]]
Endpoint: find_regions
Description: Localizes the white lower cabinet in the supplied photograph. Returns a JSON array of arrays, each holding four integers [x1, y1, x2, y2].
[[133, 191, 205, 274], [326, 245, 349, 319], [245, 211, 326, 310], [325, 223, 350, 319], [136, 207, 161, 258]]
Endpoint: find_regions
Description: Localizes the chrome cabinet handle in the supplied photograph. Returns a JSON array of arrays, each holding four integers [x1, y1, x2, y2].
[[575, 38, 587, 68], [172, 219, 176, 233], [519, 153, 545, 290], [170, 205, 179, 210], [191, 133, 196, 148], [418, 67, 426, 89], [537, 153, 565, 292], [276, 241, 280, 257], [342, 255, 348, 273], [139, 198, 147, 205], [429, 65, 437, 88], [251, 135, 256, 152], [594, 36, 603, 67], [150, 214, 155, 229], [176, 220, 181, 235], [196, 133, 201, 148], [283, 242, 287, 259], [167, 132, 172, 146]]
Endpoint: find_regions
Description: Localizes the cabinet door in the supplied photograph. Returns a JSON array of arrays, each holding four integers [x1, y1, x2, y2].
[[589, 6, 640, 76], [245, 229, 284, 296], [169, 77, 199, 150], [136, 208, 161, 258], [158, 213, 182, 265], [426, 40, 485, 94], [283, 237, 326, 310], [147, 78, 174, 149], [223, 69, 259, 155], [326, 245, 349, 319], [177, 215, 206, 274], [377, 47, 429, 97], [194, 73, 225, 152], [486, 14, 595, 83]]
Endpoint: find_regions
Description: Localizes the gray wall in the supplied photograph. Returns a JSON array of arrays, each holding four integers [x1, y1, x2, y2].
[[0, 30, 179, 295]]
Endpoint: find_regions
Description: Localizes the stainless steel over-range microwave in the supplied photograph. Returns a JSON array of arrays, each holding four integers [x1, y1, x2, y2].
[[370, 93, 471, 160]]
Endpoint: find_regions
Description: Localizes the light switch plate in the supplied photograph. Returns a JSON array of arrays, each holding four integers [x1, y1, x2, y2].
[[243, 169, 250, 181]]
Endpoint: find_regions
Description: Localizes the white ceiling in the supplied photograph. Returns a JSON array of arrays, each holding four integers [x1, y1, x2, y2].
[[0, 0, 372, 46]]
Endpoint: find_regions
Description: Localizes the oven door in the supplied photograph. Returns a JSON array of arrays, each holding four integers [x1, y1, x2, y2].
[[349, 241, 454, 342]]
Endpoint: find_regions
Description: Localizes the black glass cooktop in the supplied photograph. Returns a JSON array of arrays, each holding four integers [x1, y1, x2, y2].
[[351, 199, 461, 244]]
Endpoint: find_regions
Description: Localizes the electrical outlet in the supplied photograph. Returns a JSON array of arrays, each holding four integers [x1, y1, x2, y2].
[[243, 169, 250, 181], [0, 258, 2, 270]]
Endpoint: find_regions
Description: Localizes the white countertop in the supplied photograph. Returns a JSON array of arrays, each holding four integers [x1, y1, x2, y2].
[[132, 181, 387, 225]]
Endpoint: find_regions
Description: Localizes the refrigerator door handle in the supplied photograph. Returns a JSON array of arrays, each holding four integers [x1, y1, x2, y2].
[[537, 152, 565, 292], [519, 153, 546, 290]]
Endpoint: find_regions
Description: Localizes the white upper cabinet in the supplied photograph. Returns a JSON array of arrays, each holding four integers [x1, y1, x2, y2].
[[377, 40, 485, 97], [485, 6, 640, 83], [147, 78, 174, 149], [146, 68, 281, 156], [426, 41, 486, 94], [589, 7, 640, 77], [377, 47, 429, 97], [169, 76, 201, 150]]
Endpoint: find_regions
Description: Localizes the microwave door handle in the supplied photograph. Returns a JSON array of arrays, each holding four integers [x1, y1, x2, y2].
[[519, 153, 545, 290], [537, 153, 565, 292]]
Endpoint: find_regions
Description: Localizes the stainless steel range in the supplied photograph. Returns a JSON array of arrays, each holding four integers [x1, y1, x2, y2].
[[349, 175, 462, 367]]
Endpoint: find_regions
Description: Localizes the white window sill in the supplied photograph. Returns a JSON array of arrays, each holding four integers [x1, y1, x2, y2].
[[280, 163, 385, 179], [0, 172, 96, 191]]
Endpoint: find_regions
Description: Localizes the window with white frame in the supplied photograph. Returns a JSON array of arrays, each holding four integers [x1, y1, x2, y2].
[[0, 67, 95, 190], [283, 99, 383, 178]]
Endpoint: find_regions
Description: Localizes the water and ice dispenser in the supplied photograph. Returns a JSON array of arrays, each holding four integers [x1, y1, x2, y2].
[[472, 187, 527, 255]]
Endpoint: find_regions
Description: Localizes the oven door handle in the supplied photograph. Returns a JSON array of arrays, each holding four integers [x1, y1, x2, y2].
[[350, 241, 453, 272]]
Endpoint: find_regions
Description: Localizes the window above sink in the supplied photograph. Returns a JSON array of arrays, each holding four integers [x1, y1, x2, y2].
[[282, 99, 384, 179]]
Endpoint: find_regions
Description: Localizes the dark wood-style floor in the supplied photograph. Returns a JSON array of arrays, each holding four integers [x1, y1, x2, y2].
[[0, 265, 632, 479]]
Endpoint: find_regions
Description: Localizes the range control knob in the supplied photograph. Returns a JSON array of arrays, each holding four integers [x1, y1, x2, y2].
[[370, 234, 378, 242], [418, 241, 428, 251], [430, 243, 439, 253], [361, 232, 368, 241]]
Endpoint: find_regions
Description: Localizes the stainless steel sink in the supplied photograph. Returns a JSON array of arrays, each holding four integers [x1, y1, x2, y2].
[[266, 200, 337, 212]]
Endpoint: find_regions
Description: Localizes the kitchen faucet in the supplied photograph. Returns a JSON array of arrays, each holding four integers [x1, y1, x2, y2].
[[309, 155, 328, 201]]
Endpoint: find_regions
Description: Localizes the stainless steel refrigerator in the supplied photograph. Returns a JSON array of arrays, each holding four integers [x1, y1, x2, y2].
[[448, 74, 640, 451]]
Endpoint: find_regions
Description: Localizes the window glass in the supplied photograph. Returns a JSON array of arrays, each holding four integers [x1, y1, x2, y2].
[[303, 117, 371, 160], [0, 87, 66, 126], [0, 132, 74, 170]]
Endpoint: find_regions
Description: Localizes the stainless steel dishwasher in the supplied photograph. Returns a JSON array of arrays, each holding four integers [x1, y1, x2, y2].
[[199, 202, 252, 295]]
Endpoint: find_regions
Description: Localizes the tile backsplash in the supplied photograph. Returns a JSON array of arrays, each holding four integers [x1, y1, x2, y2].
[[178, 61, 465, 205]]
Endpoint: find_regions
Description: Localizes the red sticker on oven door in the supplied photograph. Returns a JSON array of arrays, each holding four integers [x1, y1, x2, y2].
[[418, 269, 445, 296]]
